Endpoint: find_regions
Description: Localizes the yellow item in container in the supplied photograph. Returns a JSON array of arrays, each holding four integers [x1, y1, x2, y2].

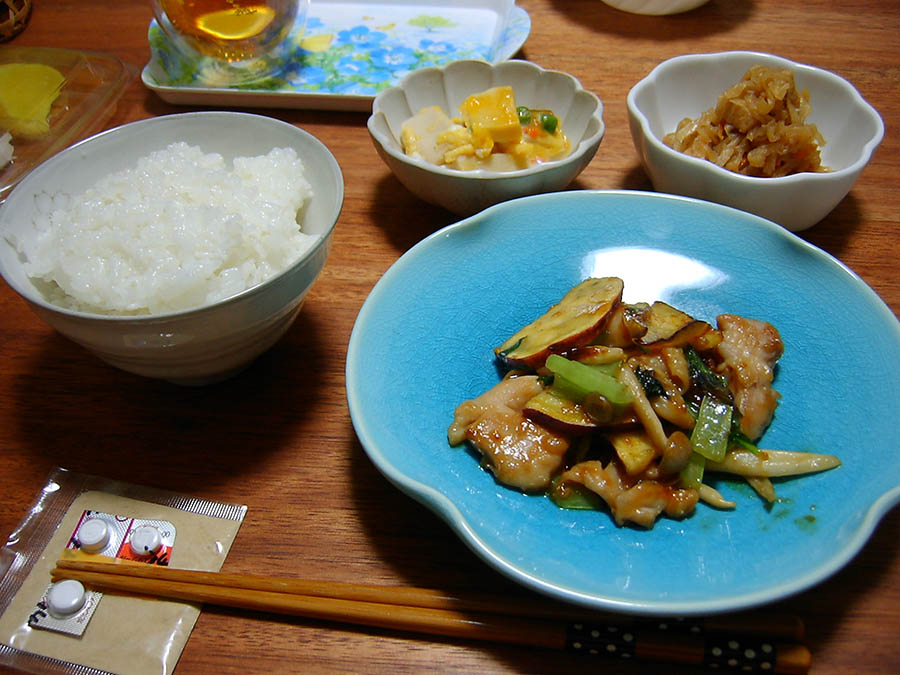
[[399, 86, 571, 172], [0, 63, 66, 138], [458, 85, 522, 157]]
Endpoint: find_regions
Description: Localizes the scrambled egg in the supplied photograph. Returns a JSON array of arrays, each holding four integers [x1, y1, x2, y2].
[[400, 86, 570, 171]]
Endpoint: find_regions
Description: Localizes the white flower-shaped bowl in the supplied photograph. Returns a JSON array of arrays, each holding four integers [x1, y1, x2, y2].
[[367, 59, 605, 216], [0, 111, 343, 385], [600, 0, 711, 14], [626, 51, 884, 231]]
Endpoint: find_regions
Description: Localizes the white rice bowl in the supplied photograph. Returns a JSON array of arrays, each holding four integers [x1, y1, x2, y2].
[[0, 111, 343, 384], [13, 141, 316, 315]]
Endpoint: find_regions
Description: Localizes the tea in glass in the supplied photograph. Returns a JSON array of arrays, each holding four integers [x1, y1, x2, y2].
[[152, 0, 308, 82]]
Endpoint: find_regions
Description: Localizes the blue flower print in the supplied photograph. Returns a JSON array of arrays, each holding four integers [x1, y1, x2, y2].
[[418, 39, 456, 57], [369, 46, 418, 71], [336, 25, 387, 49], [147, 5, 530, 96], [332, 80, 379, 96], [286, 65, 328, 88]]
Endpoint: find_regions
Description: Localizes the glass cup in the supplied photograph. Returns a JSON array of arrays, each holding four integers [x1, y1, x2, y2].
[[151, 0, 309, 84]]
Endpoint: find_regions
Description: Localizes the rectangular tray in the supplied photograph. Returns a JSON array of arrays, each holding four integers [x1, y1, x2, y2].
[[142, 0, 531, 112]]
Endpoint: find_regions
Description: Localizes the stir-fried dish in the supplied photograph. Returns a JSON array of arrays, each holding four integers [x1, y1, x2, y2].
[[448, 277, 840, 528], [401, 85, 570, 172]]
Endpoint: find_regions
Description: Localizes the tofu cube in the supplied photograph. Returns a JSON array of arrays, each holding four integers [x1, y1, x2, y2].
[[458, 86, 522, 155]]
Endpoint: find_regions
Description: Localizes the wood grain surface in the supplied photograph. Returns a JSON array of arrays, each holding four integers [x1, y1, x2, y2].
[[1, 1, 898, 673]]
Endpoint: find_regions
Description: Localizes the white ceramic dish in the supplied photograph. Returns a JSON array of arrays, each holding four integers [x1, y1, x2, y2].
[[627, 51, 884, 232], [142, 0, 531, 112], [368, 59, 605, 215], [347, 189, 900, 615], [0, 112, 343, 385], [600, 0, 711, 14]]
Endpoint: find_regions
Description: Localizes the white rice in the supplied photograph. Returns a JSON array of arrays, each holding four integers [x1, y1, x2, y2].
[[0, 132, 12, 168], [15, 142, 316, 315]]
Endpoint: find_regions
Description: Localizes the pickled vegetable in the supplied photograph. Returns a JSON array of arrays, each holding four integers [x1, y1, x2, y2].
[[0, 63, 65, 138], [663, 65, 828, 177]]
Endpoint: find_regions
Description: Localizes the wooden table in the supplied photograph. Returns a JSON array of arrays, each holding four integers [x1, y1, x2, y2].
[[1, 1, 898, 673]]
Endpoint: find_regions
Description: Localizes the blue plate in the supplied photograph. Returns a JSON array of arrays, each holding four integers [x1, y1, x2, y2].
[[346, 190, 900, 615]]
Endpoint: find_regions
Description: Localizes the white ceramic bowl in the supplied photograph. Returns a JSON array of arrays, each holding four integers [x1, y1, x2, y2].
[[0, 111, 343, 385], [600, 0, 710, 14], [627, 51, 884, 231], [367, 59, 605, 216]]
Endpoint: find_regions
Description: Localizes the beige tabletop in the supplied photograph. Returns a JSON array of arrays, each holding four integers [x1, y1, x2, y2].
[[1, 1, 898, 673]]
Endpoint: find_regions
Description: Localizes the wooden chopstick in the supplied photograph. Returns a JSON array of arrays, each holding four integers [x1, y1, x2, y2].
[[52, 558, 811, 673], [54, 558, 804, 639]]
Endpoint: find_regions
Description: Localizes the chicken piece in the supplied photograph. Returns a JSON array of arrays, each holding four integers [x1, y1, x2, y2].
[[448, 375, 570, 492], [714, 314, 784, 440], [559, 460, 698, 528]]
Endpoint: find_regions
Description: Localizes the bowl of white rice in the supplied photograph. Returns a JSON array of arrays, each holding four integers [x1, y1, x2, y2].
[[0, 111, 343, 385]]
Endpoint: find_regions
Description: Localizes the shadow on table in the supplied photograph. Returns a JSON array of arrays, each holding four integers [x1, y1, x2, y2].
[[784, 505, 900, 659], [603, 162, 866, 258], [8, 310, 327, 494], [794, 193, 863, 259], [366, 173, 462, 251], [366, 168, 663, 255], [343, 435, 605, 673], [546, 0, 757, 40], [347, 429, 900, 671]]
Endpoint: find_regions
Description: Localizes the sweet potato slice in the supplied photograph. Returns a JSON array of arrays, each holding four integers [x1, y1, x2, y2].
[[495, 277, 624, 369], [608, 429, 659, 476], [634, 301, 713, 349], [600, 302, 650, 347], [522, 388, 598, 436]]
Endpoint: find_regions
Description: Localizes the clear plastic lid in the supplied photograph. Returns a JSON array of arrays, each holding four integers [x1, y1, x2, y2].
[[0, 46, 133, 202]]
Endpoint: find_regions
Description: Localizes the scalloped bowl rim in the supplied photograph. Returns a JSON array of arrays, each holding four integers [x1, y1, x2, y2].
[[364, 414, 900, 614], [626, 50, 885, 186], [368, 59, 605, 180], [347, 189, 900, 615], [0, 111, 344, 324]]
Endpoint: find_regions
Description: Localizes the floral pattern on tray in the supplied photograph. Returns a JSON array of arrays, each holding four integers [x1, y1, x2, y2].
[[146, 2, 531, 96]]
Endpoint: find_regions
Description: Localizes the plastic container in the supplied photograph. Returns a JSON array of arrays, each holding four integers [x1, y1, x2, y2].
[[0, 46, 133, 202]]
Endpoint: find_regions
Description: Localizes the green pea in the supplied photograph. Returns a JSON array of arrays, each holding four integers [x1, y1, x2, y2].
[[517, 106, 532, 125], [540, 113, 559, 134]]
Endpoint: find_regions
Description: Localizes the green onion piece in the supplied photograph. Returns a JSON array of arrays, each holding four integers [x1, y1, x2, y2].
[[687, 395, 760, 456], [550, 476, 603, 510], [684, 345, 729, 395], [539, 112, 559, 134], [588, 360, 621, 378], [690, 395, 732, 462], [538, 373, 555, 387], [635, 366, 666, 398], [687, 397, 700, 419], [497, 336, 524, 358], [680, 452, 706, 490], [545, 354, 633, 408], [730, 429, 761, 455], [517, 106, 532, 125]]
